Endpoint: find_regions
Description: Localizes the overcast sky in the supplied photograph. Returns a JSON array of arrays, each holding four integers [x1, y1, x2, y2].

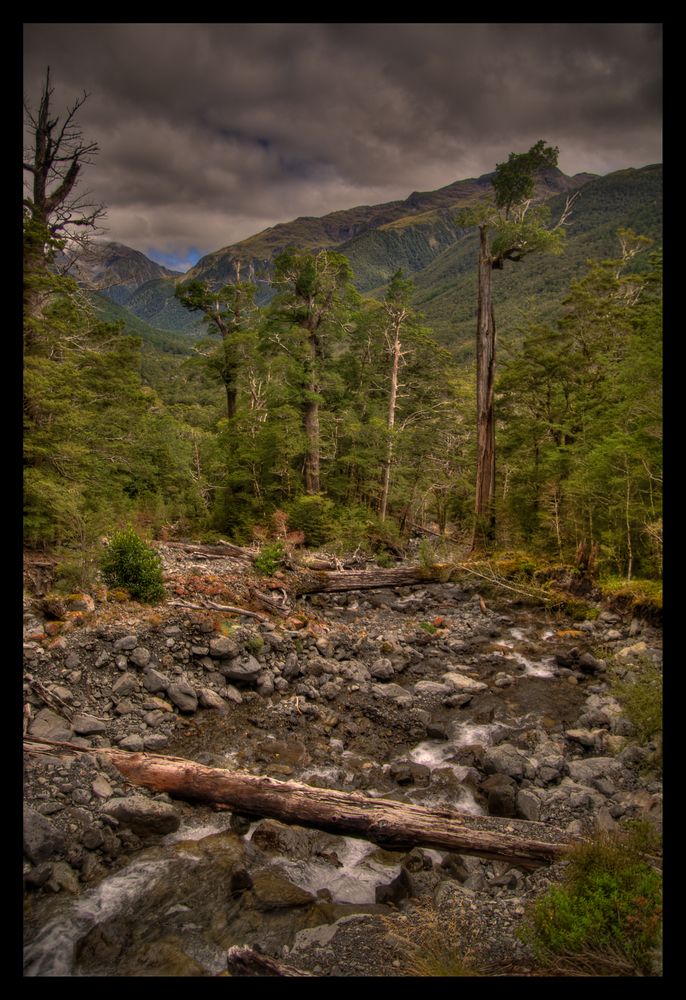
[[23, 22, 662, 271]]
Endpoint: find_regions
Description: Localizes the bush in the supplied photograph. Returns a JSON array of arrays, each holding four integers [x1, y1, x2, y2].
[[521, 826, 662, 975], [254, 541, 285, 576], [101, 527, 165, 603], [612, 657, 663, 749], [285, 495, 335, 547]]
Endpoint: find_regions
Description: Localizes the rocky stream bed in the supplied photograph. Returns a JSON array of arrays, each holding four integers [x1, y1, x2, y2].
[[22, 546, 663, 976]]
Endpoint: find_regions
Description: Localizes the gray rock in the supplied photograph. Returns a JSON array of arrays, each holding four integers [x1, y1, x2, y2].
[[72, 714, 107, 735], [95, 651, 111, 668], [577, 652, 604, 674], [114, 698, 137, 715], [25, 862, 53, 888], [80, 826, 104, 850], [142, 667, 171, 693], [220, 654, 262, 683], [49, 860, 80, 894], [114, 655, 128, 671], [370, 657, 394, 680], [118, 734, 145, 752], [442, 671, 488, 693], [482, 773, 517, 817], [567, 757, 625, 784], [29, 707, 73, 742], [517, 789, 542, 822], [113, 635, 138, 652], [23, 804, 66, 863], [414, 680, 452, 697], [483, 743, 529, 780], [144, 734, 169, 750], [375, 866, 412, 905], [129, 646, 151, 668], [101, 795, 180, 835], [371, 683, 413, 706], [389, 761, 431, 786], [209, 636, 240, 658], [112, 672, 139, 698], [222, 685, 243, 704], [91, 775, 113, 799], [167, 681, 198, 713], [198, 688, 228, 712]]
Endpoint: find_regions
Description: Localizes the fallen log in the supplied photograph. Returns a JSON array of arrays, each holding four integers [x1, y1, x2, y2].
[[295, 564, 454, 594], [226, 946, 314, 977], [23, 740, 572, 866], [160, 540, 255, 563]]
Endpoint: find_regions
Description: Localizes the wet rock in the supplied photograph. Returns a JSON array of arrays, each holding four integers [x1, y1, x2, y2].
[[167, 681, 198, 713], [72, 714, 107, 735], [442, 671, 488, 693], [371, 683, 413, 706], [25, 862, 53, 888], [481, 774, 517, 817], [247, 871, 316, 910], [48, 860, 80, 894], [23, 804, 66, 863], [229, 867, 253, 894], [80, 826, 104, 850], [102, 795, 180, 835], [577, 652, 604, 674], [565, 728, 602, 748], [375, 866, 412, 905], [483, 744, 530, 781], [402, 847, 433, 873], [440, 853, 470, 882], [389, 761, 431, 786]]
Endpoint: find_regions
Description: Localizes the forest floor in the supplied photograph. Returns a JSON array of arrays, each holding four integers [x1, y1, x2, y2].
[[22, 544, 663, 977]]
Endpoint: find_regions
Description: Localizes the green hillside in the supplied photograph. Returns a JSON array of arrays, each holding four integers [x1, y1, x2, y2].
[[410, 164, 662, 357]]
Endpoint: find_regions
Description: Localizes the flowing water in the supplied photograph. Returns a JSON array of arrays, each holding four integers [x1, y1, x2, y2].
[[24, 605, 584, 976]]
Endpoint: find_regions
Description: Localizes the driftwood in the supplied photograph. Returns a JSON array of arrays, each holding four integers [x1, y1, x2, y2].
[[160, 540, 255, 563], [23, 740, 572, 866], [226, 946, 314, 977], [294, 564, 453, 594]]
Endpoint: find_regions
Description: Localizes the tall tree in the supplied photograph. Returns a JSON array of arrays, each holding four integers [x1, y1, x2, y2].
[[23, 68, 105, 325], [175, 269, 258, 421], [269, 249, 356, 495], [458, 141, 577, 547]]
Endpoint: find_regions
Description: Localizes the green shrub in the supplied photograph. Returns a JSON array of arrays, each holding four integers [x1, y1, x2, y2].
[[101, 527, 165, 603], [285, 495, 335, 546], [254, 541, 285, 576], [521, 826, 662, 975], [612, 658, 663, 749]]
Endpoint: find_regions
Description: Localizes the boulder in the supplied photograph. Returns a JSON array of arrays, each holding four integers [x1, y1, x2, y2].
[[102, 795, 180, 835], [23, 804, 66, 863], [167, 681, 198, 713], [72, 714, 107, 735], [441, 671, 488, 693], [113, 635, 139, 652], [129, 647, 151, 668], [481, 773, 517, 817], [198, 688, 228, 712], [142, 667, 171, 693], [483, 743, 530, 780], [220, 655, 262, 683], [209, 636, 240, 659], [28, 708, 72, 742], [370, 658, 394, 680], [112, 672, 139, 698]]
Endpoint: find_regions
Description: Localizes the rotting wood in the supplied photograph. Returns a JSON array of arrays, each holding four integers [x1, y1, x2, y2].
[[226, 946, 314, 977], [169, 599, 270, 622], [294, 564, 454, 594], [160, 540, 255, 562], [23, 739, 573, 866]]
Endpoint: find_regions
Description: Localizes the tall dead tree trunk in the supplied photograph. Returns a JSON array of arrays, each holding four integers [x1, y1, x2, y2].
[[379, 311, 403, 522], [473, 224, 497, 548], [303, 318, 321, 495]]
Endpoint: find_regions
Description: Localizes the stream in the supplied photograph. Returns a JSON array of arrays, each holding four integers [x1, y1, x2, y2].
[[24, 592, 652, 977]]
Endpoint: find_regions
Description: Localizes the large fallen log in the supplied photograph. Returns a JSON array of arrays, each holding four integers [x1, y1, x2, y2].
[[24, 740, 572, 866], [160, 540, 255, 563], [294, 564, 454, 594]]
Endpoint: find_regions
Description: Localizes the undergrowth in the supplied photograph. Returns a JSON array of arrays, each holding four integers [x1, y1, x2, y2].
[[521, 824, 662, 976], [100, 527, 165, 603]]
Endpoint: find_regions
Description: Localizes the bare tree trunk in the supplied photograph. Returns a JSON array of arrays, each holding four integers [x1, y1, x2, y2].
[[303, 332, 321, 494], [473, 226, 497, 548], [83, 748, 571, 866], [295, 565, 447, 593], [380, 322, 401, 521]]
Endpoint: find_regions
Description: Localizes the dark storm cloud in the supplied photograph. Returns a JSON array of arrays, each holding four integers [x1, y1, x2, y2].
[[23, 23, 662, 261]]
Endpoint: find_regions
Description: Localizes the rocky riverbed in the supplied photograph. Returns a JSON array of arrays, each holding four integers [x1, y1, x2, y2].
[[22, 547, 663, 976]]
